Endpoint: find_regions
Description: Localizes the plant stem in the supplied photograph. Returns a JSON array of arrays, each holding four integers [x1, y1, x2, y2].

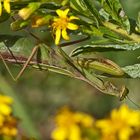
[[102, 21, 140, 42]]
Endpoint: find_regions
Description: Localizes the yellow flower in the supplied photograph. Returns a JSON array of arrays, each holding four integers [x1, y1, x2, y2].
[[0, 95, 13, 116], [51, 107, 94, 140], [0, 95, 18, 137], [96, 104, 140, 140], [1, 115, 18, 136], [0, 95, 13, 104], [52, 8, 79, 45], [0, 0, 10, 16], [74, 112, 94, 127], [0, 95, 12, 119]]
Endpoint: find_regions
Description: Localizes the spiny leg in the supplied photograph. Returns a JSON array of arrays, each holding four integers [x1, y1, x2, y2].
[[15, 45, 40, 81], [0, 43, 23, 81], [0, 52, 16, 80], [0, 45, 40, 81]]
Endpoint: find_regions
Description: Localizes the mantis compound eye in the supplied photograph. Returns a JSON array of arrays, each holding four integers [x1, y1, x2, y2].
[[119, 85, 129, 101]]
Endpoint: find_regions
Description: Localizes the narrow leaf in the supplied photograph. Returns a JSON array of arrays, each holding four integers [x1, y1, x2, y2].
[[101, 0, 130, 32], [71, 43, 140, 57]]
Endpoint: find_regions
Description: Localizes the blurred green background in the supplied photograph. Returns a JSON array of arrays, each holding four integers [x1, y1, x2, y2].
[[0, 0, 140, 139]]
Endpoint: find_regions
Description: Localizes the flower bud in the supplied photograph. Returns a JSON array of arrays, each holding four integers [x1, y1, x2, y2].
[[32, 15, 52, 27], [11, 19, 29, 31], [18, 2, 41, 20]]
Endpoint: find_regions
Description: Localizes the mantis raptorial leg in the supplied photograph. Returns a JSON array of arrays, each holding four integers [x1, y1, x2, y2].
[[58, 47, 140, 108], [58, 47, 124, 97], [0, 33, 90, 81], [19, 38, 89, 80]]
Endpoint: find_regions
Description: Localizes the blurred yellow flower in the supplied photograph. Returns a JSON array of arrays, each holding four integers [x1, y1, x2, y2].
[[0, 115, 18, 136], [0, 95, 18, 137], [0, 0, 10, 16], [18, 2, 41, 20], [52, 8, 79, 45], [96, 104, 140, 140], [0, 95, 13, 117], [51, 107, 94, 140]]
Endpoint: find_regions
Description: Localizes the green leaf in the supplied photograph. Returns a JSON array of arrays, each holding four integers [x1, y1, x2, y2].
[[9, 37, 35, 56], [82, 0, 101, 26], [0, 12, 10, 22], [40, 2, 61, 9], [11, 1, 61, 11], [70, 0, 100, 26], [122, 64, 140, 78], [100, 0, 130, 32], [70, 0, 87, 12], [136, 12, 140, 33], [71, 43, 140, 57], [0, 34, 22, 48], [99, 8, 110, 21], [99, 26, 125, 41], [11, 19, 30, 31]]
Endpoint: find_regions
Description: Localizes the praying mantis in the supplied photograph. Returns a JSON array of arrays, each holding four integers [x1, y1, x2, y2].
[[0, 31, 130, 102]]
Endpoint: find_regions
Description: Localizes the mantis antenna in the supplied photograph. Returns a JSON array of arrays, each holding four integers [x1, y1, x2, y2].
[[119, 86, 140, 109], [127, 96, 140, 109]]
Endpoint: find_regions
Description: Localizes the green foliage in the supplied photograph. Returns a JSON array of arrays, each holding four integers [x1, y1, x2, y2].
[[0, 1, 140, 139], [71, 43, 140, 57], [0, 0, 140, 103], [99, 0, 130, 32], [123, 64, 140, 78], [136, 12, 140, 33]]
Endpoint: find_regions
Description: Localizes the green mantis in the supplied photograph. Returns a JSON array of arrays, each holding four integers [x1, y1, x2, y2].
[[57, 46, 129, 100], [0, 33, 129, 102], [2, 37, 140, 108]]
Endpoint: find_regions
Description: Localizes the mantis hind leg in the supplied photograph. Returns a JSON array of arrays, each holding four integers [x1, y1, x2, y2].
[[0, 45, 40, 81], [15, 45, 40, 81], [0, 52, 16, 80]]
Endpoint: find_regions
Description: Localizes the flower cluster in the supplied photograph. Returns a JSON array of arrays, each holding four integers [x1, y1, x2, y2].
[[51, 106, 96, 140], [0, 0, 80, 45], [18, 6, 79, 45], [51, 105, 140, 140], [96, 104, 140, 140], [5, 1, 79, 45], [0, 95, 18, 137]]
